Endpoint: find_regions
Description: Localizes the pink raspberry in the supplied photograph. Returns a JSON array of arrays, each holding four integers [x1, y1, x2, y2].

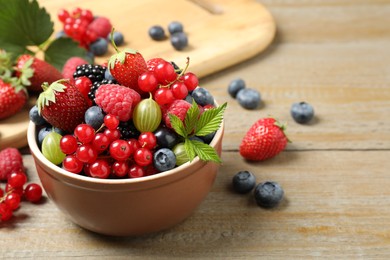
[[164, 100, 192, 128], [62, 57, 89, 80], [95, 84, 141, 121], [0, 148, 24, 180], [87, 17, 112, 39]]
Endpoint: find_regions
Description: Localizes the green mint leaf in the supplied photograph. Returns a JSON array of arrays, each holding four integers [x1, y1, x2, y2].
[[169, 114, 187, 138], [195, 102, 227, 136], [184, 138, 196, 162], [44, 38, 90, 71], [184, 100, 200, 136], [189, 139, 222, 163], [0, 0, 53, 47]]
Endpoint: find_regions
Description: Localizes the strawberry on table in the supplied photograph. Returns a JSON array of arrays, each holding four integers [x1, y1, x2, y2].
[[239, 117, 290, 161], [15, 54, 63, 93], [0, 78, 27, 120], [37, 79, 89, 133]]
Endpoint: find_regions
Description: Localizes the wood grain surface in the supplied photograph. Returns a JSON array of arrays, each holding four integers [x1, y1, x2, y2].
[[1, 0, 390, 258]]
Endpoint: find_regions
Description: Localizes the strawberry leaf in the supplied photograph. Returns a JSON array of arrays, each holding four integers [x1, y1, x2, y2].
[[184, 100, 200, 136], [44, 38, 91, 71], [169, 113, 187, 138], [195, 102, 227, 136], [189, 139, 222, 163], [0, 0, 53, 49]]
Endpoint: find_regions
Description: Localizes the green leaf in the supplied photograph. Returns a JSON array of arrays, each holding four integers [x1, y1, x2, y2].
[[190, 139, 222, 163], [0, 0, 53, 47], [184, 100, 200, 136], [44, 38, 90, 71], [169, 114, 187, 138], [195, 102, 227, 136], [184, 138, 196, 162]]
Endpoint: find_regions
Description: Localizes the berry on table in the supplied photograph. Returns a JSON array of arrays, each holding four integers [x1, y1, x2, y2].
[[73, 64, 106, 83], [108, 31, 124, 46], [254, 181, 284, 208], [89, 38, 109, 56], [148, 25, 166, 40], [168, 21, 184, 35], [290, 101, 315, 124], [236, 88, 261, 110], [232, 171, 256, 194], [228, 78, 246, 98], [170, 32, 188, 51], [0, 148, 24, 181], [24, 183, 43, 203], [153, 148, 176, 172]]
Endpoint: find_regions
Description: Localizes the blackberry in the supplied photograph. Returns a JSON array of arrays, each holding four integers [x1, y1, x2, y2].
[[88, 79, 117, 104], [73, 64, 106, 83], [117, 120, 140, 140], [171, 61, 182, 74]]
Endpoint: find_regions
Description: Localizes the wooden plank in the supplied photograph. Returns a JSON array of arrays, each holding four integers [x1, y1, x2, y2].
[[1, 151, 390, 258]]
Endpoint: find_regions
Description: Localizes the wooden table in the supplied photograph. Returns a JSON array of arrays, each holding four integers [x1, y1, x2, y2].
[[2, 0, 390, 258]]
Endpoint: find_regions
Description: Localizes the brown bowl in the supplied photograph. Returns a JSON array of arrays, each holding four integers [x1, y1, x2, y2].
[[27, 120, 224, 236]]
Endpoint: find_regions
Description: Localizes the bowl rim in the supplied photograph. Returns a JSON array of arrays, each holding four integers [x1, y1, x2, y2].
[[27, 119, 224, 185]]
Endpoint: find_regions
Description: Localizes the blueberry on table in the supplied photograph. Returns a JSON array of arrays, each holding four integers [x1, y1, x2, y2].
[[236, 88, 261, 109], [109, 31, 124, 46], [232, 171, 256, 194], [89, 38, 108, 56], [228, 78, 246, 98], [170, 32, 188, 51], [148, 25, 166, 41], [290, 101, 315, 124], [254, 181, 284, 208], [168, 21, 184, 35]]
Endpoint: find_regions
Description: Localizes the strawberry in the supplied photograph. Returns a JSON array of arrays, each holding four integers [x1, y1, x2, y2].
[[0, 78, 27, 120], [239, 118, 290, 161], [15, 54, 63, 93], [108, 47, 147, 95], [62, 56, 89, 80], [37, 79, 88, 133], [0, 148, 24, 180]]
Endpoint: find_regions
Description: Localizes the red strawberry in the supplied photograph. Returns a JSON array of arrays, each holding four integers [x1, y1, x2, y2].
[[87, 17, 112, 38], [108, 48, 147, 95], [95, 84, 141, 121], [0, 148, 24, 180], [62, 57, 89, 80], [0, 79, 27, 120], [163, 99, 191, 128], [239, 118, 290, 161], [15, 54, 63, 93], [37, 79, 88, 133]]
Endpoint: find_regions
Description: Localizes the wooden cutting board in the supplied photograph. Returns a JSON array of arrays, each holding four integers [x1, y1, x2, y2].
[[0, 0, 275, 150]]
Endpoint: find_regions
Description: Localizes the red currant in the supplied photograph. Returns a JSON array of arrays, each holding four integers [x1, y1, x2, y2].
[[80, 9, 94, 23], [76, 144, 98, 163], [104, 114, 120, 130], [4, 192, 21, 210], [154, 62, 177, 84], [109, 140, 132, 161], [104, 128, 121, 142], [144, 165, 159, 176], [112, 161, 129, 178], [138, 132, 157, 150], [57, 9, 70, 23], [127, 138, 140, 155], [60, 135, 78, 154], [182, 72, 199, 91], [24, 183, 43, 203], [63, 155, 84, 174], [171, 81, 188, 99], [7, 171, 27, 189], [89, 160, 111, 179], [5, 183, 23, 197], [74, 76, 92, 105], [92, 133, 111, 153], [128, 165, 146, 178], [0, 203, 13, 221], [138, 71, 159, 92], [134, 148, 153, 166], [154, 88, 175, 105], [74, 124, 95, 144]]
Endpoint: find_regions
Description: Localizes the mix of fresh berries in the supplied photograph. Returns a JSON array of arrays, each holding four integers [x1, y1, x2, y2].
[[239, 117, 290, 161], [56, 7, 124, 55], [228, 78, 261, 109], [0, 148, 43, 222], [290, 101, 315, 124], [31, 47, 226, 179], [149, 21, 188, 51]]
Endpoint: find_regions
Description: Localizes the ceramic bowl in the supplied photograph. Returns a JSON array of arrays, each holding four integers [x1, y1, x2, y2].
[[27, 120, 224, 236]]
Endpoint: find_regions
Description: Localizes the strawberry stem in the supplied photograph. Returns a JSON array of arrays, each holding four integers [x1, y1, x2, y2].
[[110, 28, 119, 53]]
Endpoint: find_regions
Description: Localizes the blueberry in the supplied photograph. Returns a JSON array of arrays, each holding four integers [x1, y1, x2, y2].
[[153, 148, 176, 172], [185, 94, 193, 104], [232, 171, 256, 194], [37, 126, 64, 147], [89, 38, 108, 56], [191, 87, 214, 106], [104, 68, 115, 81], [148, 25, 166, 41], [254, 181, 284, 208], [55, 30, 67, 39], [290, 101, 314, 124], [29, 105, 46, 126], [236, 88, 261, 109], [85, 106, 104, 130], [198, 131, 216, 144], [228, 78, 246, 98], [108, 31, 124, 46], [154, 126, 180, 149], [170, 32, 188, 51], [168, 21, 184, 35]]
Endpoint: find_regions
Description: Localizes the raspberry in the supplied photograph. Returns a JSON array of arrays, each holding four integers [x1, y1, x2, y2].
[[95, 84, 141, 121], [87, 17, 112, 38], [163, 99, 191, 128], [0, 148, 24, 180], [62, 57, 89, 80]]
